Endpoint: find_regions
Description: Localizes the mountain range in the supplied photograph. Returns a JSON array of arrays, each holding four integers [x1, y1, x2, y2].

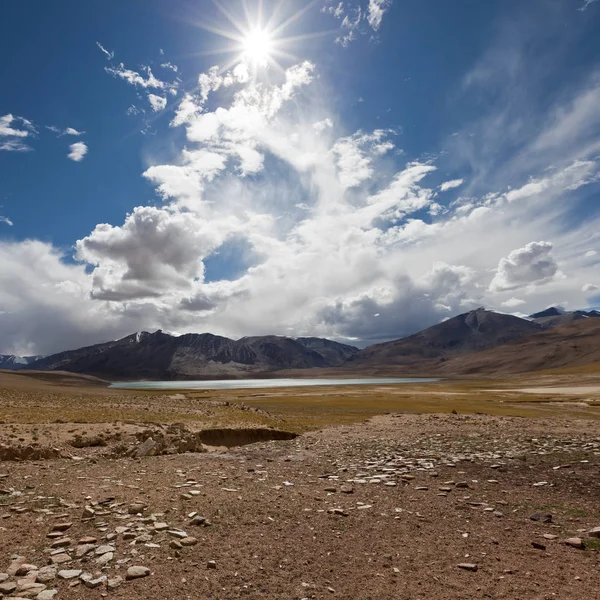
[[2, 305, 599, 380], [0, 354, 43, 370]]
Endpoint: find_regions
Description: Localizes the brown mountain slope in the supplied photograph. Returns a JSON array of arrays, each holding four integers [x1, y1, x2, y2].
[[348, 308, 541, 368], [435, 318, 600, 375]]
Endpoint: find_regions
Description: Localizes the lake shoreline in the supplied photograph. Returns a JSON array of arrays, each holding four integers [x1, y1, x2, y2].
[[110, 377, 440, 391]]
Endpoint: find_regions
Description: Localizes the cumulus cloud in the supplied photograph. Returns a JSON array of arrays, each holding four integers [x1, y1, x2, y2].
[[333, 129, 395, 189], [148, 94, 167, 112], [68, 142, 88, 162], [501, 297, 526, 308], [582, 283, 599, 293], [0, 114, 36, 152], [440, 178, 464, 192], [489, 241, 559, 292]]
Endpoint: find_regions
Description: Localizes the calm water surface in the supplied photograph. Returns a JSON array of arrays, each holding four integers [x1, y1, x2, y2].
[[110, 377, 439, 391]]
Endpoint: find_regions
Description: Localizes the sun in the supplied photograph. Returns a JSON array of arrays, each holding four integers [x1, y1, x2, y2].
[[242, 29, 274, 67], [188, 1, 331, 77]]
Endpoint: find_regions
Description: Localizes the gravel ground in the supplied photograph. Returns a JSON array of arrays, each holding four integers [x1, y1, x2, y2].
[[1, 413, 600, 600]]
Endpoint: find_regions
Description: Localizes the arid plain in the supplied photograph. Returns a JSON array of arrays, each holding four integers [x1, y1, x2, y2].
[[1, 368, 600, 599]]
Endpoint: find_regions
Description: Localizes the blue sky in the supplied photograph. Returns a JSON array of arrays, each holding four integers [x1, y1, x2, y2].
[[1, 0, 600, 355]]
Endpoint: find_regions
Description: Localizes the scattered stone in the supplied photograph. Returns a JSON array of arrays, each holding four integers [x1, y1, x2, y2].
[[82, 575, 107, 589], [530, 512, 552, 523], [564, 537, 584, 549], [49, 554, 71, 565], [95, 552, 114, 566], [457, 563, 478, 572], [543, 534, 558, 540], [207, 560, 217, 569], [588, 527, 600, 538], [95, 545, 115, 555], [180, 537, 198, 547], [153, 522, 168, 531], [17, 582, 46, 596], [169, 540, 183, 550], [327, 508, 348, 517], [136, 437, 158, 458], [0, 574, 7, 583], [15, 564, 38, 576], [74, 544, 95, 559], [57, 570, 82, 580], [0, 581, 17, 594], [107, 576, 123, 591], [82, 507, 95, 519], [128, 503, 147, 515], [340, 485, 354, 494], [36, 568, 57, 584], [167, 529, 188, 539], [455, 481, 469, 488], [50, 538, 71, 549], [78, 536, 97, 544], [531, 541, 546, 550], [36, 590, 58, 600], [126, 566, 150, 580], [52, 522, 72, 532]]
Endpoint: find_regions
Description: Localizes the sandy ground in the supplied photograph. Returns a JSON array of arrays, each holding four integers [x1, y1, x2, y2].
[[511, 386, 600, 395]]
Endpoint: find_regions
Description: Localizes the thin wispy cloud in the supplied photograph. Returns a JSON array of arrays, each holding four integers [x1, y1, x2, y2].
[[439, 178, 464, 192], [0, 114, 36, 152], [0, 216, 13, 226], [323, 0, 393, 46], [96, 41, 114, 60], [46, 125, 85, 137]]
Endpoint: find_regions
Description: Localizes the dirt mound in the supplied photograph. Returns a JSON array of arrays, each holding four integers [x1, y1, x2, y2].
[[0, 443, 63, 461], [197, 427, 298, 447]]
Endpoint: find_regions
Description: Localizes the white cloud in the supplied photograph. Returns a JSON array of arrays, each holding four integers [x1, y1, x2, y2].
[[313, 118, 333, 133], [126, 105, 142, 117], [0, 216, 13, 226], [47, 126, 85, 137], [489, 241, 559, 292], [584, 249, 597, 258], [582, 283, 599, 293], [3, 33, 600, 355], [64, 127, 84, 136], [440, 178, 464, 192], [0, 114, 36, 152], [501, 297, 526, 308], [367, 0, 391, 31], [326, 0, 392, 46], [96, 41, 114, 60], [148, 94, 167, 112], [67, 142, 88, 162], [105, 63, 176, 95], [578, 0, 598, 11], [160, 62, 178, 72], [333, 129, 395, 189]]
